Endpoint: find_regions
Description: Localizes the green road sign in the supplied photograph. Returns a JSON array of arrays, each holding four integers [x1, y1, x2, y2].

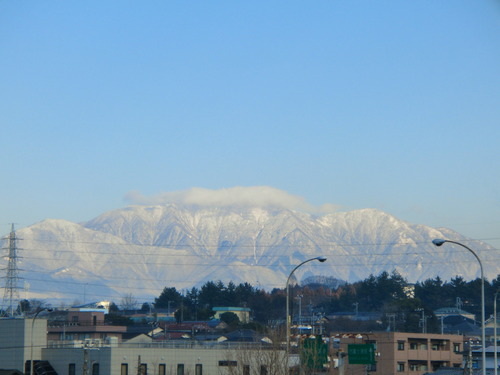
[[348, 344, 376, 365]]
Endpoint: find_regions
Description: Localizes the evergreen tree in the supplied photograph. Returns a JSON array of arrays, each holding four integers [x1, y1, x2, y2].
[[155, 287, 183, 308]]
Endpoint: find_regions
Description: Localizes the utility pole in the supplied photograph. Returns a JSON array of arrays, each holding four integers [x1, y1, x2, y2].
[[296, 295, 303, 327], [386, 314, 396, 332], [1, 224, 22, 316], [416, 308, 426, 333], [83, 348, 89, 375], [465, 339, 473, 375]]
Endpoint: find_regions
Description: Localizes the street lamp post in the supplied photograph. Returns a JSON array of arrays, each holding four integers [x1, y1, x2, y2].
[[432, 239, 486, 375], [30, 307, 51, 375], [286, 256, 327, 370], [415, 308, 426, 333], [494, 288, 500, 375]]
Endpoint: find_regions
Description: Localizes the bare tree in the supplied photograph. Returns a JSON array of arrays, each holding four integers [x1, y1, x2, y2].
[[224, 330, 287, 375], [121, 293, 139, 310]]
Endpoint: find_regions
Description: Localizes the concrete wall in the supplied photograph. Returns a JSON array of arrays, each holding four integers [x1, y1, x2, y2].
[[0, 318, 47, 372]]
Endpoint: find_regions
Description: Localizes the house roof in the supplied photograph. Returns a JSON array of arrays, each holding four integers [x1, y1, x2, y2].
[[434, 307, 474, 316], [122, 325, 156, 340], [220, 329, 271, 343], [485, 327, 500, 336], [160, 320, 221, 330], [213, 307, 251, 312], [443, 321, 481, 336], [442, 315, 475, 326], [48, 324, 126, 333], [426, 369, 495, 375], [327, 312, 382, 321], [123, 333, 153, 344], [70, 302, 109, 313]]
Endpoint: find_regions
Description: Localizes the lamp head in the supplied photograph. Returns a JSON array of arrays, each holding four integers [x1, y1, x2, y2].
[[36, 307, 54, 314], [316, 256, 327, 263], [432, 239, 446, 247]]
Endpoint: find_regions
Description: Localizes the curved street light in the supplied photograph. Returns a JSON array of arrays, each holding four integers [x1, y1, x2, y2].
[[432, 239, 485, 375], [30, 307, 52, 375], [286, 256, 327, 369]]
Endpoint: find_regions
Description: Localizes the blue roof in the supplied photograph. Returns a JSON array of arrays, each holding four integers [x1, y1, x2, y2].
[[212, 307, 250, 312]]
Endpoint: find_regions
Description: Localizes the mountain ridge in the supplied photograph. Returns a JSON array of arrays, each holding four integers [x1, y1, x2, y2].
[[1, 204, 496, 303]]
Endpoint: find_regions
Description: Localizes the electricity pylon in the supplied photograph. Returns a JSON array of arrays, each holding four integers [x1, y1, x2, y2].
[[1, 224, 22, 316]]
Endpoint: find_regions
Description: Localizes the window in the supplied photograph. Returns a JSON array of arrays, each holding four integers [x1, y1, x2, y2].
[[69, 364, 76, 375], [367, 364, 377, 372], [410, 342, 418, 350], [397, 341, 405, 350], [92, 363, 99, 375], [159, 364, 166, 375], [453, 343, 461, 353], [177, 364, 184, 375], [409, 362, 427, 371], [195, 364, 202, 375], [121, 364, 128, 375], [260, 365, 268, 375], [218, 361, 237, 367], [139, 364, 147, 375], [243, 365, 250, 375], [397, 362, 405, 372]]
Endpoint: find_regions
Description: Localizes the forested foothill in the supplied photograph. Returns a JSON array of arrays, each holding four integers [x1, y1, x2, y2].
[[138, 271, 500, 334]]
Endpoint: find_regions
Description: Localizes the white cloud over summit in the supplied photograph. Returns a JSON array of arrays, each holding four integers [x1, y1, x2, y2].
[[124, 186, 339, 214]]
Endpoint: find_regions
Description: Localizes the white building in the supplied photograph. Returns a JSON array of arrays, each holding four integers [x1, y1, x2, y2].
[[43, 341, 286, 375], [0, 318, 286, 375]]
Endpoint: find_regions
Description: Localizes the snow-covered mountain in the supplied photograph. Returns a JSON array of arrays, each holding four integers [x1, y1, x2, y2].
[[1, 204, 497, 304]]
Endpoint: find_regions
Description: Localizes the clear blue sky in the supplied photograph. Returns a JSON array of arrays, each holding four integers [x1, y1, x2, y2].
[[1, 1, 499, 248]]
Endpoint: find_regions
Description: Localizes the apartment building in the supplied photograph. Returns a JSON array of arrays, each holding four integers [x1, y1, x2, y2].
[[332, 332, 464, 375], [47, 310, 127, 345]]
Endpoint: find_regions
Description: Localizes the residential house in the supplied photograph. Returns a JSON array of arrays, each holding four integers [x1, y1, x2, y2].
[[470, 345, 500, 371]]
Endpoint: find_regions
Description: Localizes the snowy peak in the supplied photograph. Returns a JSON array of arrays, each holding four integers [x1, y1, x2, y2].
[[1, 204, 496, 303]]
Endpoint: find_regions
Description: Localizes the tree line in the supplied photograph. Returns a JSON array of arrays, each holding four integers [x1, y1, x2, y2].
[[16, 270, 497, 333], [121, 271, 500, 333]]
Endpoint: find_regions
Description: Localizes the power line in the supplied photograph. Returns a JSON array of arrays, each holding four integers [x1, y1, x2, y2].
[[8, 236, 499, 248], [11, 249, 500, 267], [6, 239, 499, 262]]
